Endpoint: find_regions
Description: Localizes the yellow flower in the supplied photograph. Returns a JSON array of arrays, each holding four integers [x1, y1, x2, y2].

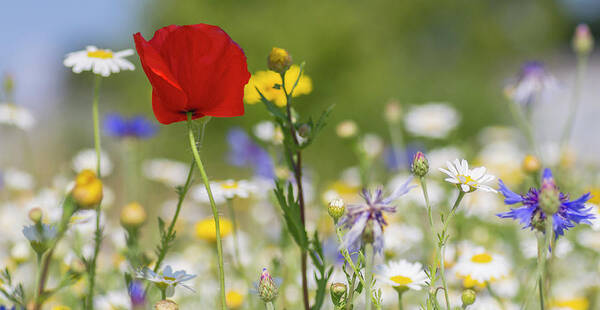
[[226, 290, 245, 309], [587, 187, 600, 205], [244, 65, 312, 107], [267, 47, 292, 73], [120, 202, 147, 228], [195, 217, 233, 242], [551, 297, 589, 310], [72, 169, 103, 208], [52, 306, 72, 310]]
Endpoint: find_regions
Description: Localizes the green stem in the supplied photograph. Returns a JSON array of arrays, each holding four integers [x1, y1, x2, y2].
[[335, 225, 366, 288], [561, 55, 588, 149], [266, 301, 275, 310], [365, 243, 374, 310], [439, 191, 466, 310], [536, 232, 545, 310], [226, 198, 241, 270], [396, 290, 404, 310], [186, 113, 226, 309], [347, 272, 357, 310], [86, 74, 103, 310]]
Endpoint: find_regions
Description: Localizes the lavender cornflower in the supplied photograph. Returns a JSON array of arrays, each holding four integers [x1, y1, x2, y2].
[[103, 113, 157, 139], [504, 61, 557, 106], [497, 168, 594, 238], [128, 280, 146, 308], [227, 128, 274, 179], [339, 178, 415, 253]]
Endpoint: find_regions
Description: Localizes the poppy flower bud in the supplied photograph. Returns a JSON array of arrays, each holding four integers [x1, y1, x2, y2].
[[411, 152, 429, 177], [28, 208, 43, 223], [330, 282, 347, 308], [154, 299, 178, 310], [328, 198, 346, 222], [336, 120, 358, 139], [384, 100, 402, 123], [461, 289, 476, 306], [268, 47, 292, 74], [120, 202, 147, 228], [258, 268, 278, 303], [522, 154, 541, 173], [72, 170, 103, 209], [573, 24, 594, 55]]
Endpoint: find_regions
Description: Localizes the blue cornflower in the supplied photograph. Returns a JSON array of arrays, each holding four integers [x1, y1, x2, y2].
[[128, 280, 146, 307], [504, 61, 557, 106], [497, 168, 594, 238], [227, 128, 274, 179], [103, 113, 157, 139], [339, 178, 415, 253]]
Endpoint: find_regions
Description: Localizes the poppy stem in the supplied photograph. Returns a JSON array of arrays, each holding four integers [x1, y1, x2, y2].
[[186, 113, 226, 310], [86, 74, 103, 310]]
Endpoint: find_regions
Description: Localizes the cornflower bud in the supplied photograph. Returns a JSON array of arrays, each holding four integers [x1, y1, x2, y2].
[[120, 202, 147, 228], [72, 170, 103, 208], [572, 24, 594, 55], [328, 198, 346, 222], [154, 299, 178, 310], [258, 268, 278, 303], [461, 288, 476, 306], [330, 282, 348, 308], [522, 154, 541, 174], [411, 151, 429, 177], [267, 47, 292, 74]]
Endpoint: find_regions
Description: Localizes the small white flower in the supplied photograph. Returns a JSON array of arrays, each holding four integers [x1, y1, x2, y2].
[[3, 168, 34, 191], [360, 133, 383, 159], [72, 148, 113, 177], [0, 103, 35, 130], [64, 46, 134, 77], [192, 179, 257, 204], [142, 158, 188, 187], [136, 265, 196, 297], [404, 103, 460, 138], [253, 121, 277, 142], [94, 290, 130, 310], [376, 259, 428, 291], [439, 159, 497, 193], [453, 247, 510, 284]]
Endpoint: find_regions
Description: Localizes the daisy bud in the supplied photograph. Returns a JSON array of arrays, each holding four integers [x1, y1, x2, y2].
[[384, 100, 402, 123], [330, 282, 347, 308], [336, 120, 358, 139], [120, 202, 147, 228], [154, 299, 178, 310], [71, 170, 103, 209], [522, 154, 541, 174], [461, 288, 476, 306], [328, 198, 346, 222], [28, 208, 43, 223], [258, 268, 278, 303], [572, 24, 594, 55], [268, 47, 292, 74], [411, 151, 429, 177]]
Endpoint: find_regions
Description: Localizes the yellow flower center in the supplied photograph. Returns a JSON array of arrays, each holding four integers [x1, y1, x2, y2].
[[87, 50, 113, 59], [390, 275, 413, 286], [457, 174, 478, 187], [163, 276, 176, 281], [221, 181, 239, 190], [471, 253, 493, 264], [552, 298, 589, 310]]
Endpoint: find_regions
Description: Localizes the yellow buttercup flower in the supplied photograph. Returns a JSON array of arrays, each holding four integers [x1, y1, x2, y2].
[[226, 290, 245, 309], [72, 169, 103, 208], [244, 65, 312, 107], [195, 217, 233, 242]]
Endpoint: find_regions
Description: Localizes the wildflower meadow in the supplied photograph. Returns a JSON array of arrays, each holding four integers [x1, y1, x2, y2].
[[2, 2, 600, 310]]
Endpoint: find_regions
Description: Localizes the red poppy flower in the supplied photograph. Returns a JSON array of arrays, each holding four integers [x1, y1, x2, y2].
[[133, 24, 250, 124]]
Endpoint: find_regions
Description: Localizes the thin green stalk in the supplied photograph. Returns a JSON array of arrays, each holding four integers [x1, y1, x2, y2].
[[439, 191, 466, 310], [365, 243, 374, 310], [335, 225, 366, 288], [86, 74, 103, 310], [226, 198, 241, 270], [186, 112, 226, 309], [419, 176, 440, 306], [266, 301, 275, 310], [536, 232, 546, 310], [561, 55, 588, 149], [347, 272, 357, 310], [396, 290, 404, 310]]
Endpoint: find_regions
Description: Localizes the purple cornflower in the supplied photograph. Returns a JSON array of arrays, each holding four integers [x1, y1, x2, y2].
[[497, 168, 594, 238], [103, 113, 157, 139], [504, 61, 557, 106], [227, 128, 274, 179], [128, 280, 146, 307], [339, 178, 415, 253]]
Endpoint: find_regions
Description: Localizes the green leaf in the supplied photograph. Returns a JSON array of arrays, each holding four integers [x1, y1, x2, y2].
[[273, 181, 308, 250], [255, 86, 287, 121], [300, 104, 335, 149]]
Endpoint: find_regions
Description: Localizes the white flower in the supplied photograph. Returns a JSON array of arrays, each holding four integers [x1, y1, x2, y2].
[[453, 247, 509, 284], [253, 121, 276, 142], [2, 168, 34, 191], [72, 149, 113, 177], [192, 180, 257, 204], [136, 265, 196, 297], [94, 290, 130, 310], [404, 103, 460, 138], [427, 147, 464, 172], [64, 46, 134, 77], [336, 120, 358, 138], [439, 159, 496, 193], [376, 259, 428, 291], [0, 103, 35, 130], [383, 223, 423, 255], [360, 133, 383, 159], [142, 158, 188, 187]]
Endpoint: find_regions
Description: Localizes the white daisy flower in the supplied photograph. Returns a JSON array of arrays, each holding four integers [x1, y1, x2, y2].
[[64, 46, 134, 77], [253, 121, 277, 142], [136, 265, 196, 297], [0, 103, 35, 130], [404, 103, 460, 138], [94, 290, 131, 310], [142, 158, 189, 187], [360, 133, 384, 159], [72, 148, 113, 177], [439, 159, 497, 193], [192, 179, 257, 204], [376, 259, 428, 291], [2, 168, 34, 191], [383, 223, 423, 255], [427, 147, 464, 172], [453, 247, 509, 284]]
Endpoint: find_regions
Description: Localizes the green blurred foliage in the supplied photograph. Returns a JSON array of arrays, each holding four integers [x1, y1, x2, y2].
[[91, 0, 573, 182]]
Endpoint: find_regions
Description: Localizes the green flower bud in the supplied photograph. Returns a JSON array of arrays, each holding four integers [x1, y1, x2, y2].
[[28, 208, 43, 223], [258, 268, 278, 303], [461, 289, 476, 306], [411, 151, 429, 177], [330, 282, 347, 308], [573, 24, 594, 55], [328, 198, 345, 222], [540, 188, 560, 215], [268, 47, 292, 74]]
